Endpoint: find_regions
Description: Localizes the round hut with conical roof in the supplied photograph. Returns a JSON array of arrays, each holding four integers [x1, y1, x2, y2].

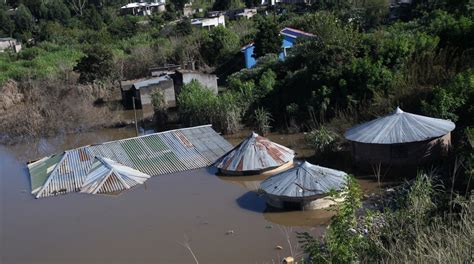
[[344, 107, 455, 165], [259, 161, 347, 210], [214, 132, 295, 176]]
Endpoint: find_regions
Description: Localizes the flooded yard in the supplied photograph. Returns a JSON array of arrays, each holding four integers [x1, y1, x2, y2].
[[1, 127, 383, 263]]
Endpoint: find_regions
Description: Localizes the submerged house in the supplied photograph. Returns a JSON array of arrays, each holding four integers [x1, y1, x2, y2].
[[241, 27, 314, 69], [259, 161, 347, 210], [80, 157, 151, 195], [344, 107, 455, 165], [28, 125, 233, 198], [214, 132, 295, 176]]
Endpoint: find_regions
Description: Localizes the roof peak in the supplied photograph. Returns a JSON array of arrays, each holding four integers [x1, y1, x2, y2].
[[394, 106, 404, 114]]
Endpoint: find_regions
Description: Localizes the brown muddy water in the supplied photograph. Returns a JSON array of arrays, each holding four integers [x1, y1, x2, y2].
[[0, 128, 383, 264]]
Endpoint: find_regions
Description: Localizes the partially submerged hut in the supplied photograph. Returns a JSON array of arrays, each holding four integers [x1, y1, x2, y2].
[[214, 132, 295, 176], [259, 161, 347, 210], [344, 107, 455, 165]]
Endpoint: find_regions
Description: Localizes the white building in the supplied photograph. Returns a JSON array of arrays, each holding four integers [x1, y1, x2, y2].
[[120, 0, 166, 16], [260, 0, 281, 5], [191, 14, 225, 29], [0, 38, 21, 53]]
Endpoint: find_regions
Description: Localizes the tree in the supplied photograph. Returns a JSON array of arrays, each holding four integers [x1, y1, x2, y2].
[[213, 0, 244, 11], [68, 0, 87, 16], [83, 6, 103, 30], [253, 18, 282, 59], [0, 9, 15, 36], [201, 25, 239, 66], [14, 4, 35, 35], [40, 0, 71, 24], [74, 45, 114, 83], [170, 0, 188, 11], [176, 18, 192, 36]]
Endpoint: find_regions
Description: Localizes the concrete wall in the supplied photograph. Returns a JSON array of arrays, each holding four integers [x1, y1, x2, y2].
[[0, 39, 21, 53], [172, 71, 218, 95], [136, 78, 176, 108]]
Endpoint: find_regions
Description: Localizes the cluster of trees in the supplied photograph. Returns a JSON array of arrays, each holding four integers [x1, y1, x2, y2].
[[225, 2, 473, 134]]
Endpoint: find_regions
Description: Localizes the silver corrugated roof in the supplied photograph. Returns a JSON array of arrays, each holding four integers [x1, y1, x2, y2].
[[80, 157, 150, 194], [133, 76, 171, 90], [28, 125, 233, 198], [214, 132, 295, 173], [344, 107, 456, 144], [259, 161, 347, 199]]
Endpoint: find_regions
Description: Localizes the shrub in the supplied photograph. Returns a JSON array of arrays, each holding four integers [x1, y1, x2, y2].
[[177, 80, 243, 134], [298, 176, 363, 264], [305, 126, 337, 153], [253, 107, 272, 136]]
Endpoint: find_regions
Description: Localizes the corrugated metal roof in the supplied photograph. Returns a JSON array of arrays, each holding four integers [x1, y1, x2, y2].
[[133, 76, 171, 90], [28, 125, 233, 198], [214, 132, 295, 173], [344, 107, 456, 144], [259, 161, 347, 199], [280, 27, 315, 39], [80, 157, 150, 194]]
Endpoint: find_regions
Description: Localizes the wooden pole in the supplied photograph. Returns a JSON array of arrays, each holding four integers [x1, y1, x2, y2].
[[132, 96, 139, 137]]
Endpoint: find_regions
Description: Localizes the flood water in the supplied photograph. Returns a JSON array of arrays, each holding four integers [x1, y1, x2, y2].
[[1, 127, 382, 263]]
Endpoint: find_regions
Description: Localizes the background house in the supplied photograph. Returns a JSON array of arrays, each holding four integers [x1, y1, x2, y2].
[[121, 75, 175, 113], [120, 0, 166, 16], [191, 14, 226, 29], [170, 70, 218, 95], [121, 70, 218, 112], [241, 27, 314, 68], [0, 38, 22, 53]]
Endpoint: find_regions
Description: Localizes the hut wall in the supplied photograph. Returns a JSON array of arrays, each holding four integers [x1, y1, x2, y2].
[[351, 133, 451, 165]]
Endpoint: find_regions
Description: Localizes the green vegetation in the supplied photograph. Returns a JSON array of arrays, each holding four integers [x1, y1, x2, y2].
[[177, 80, 242, 133], [299, 172, 473, 263]]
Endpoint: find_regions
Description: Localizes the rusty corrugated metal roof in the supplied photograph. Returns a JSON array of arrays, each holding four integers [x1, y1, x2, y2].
[[28, 125, 233, 198], [214, 132, 295, 173], [260, 161, 347, 199]]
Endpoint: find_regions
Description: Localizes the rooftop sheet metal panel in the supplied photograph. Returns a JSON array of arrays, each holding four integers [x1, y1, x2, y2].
[[260, 161, 347, 198], [133, 76, 171, 90], [31, 147, 95, 198], [28, 125, 232, 198], [344, 107, 456, 144], [80, 157, 150, 194], [280, 27, 315, 39], [214, 132, 295, 172]]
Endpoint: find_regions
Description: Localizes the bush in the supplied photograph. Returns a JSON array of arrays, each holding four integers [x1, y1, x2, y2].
[[177, 80, 243, 134], [253, 107, 272, 136], [298, 176, 362, 264], [305, 126, 337, 153]]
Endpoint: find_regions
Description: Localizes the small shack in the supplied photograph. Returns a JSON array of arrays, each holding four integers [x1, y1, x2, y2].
[[214, 132, 295, 176], [259, 161, 347, 210], [171, 70, 218, 95], [344, 107, 455, 165], [121, 75, 176, 110]]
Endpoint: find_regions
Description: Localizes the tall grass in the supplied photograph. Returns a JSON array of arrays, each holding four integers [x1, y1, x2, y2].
[[298, 172, 473, 263]]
